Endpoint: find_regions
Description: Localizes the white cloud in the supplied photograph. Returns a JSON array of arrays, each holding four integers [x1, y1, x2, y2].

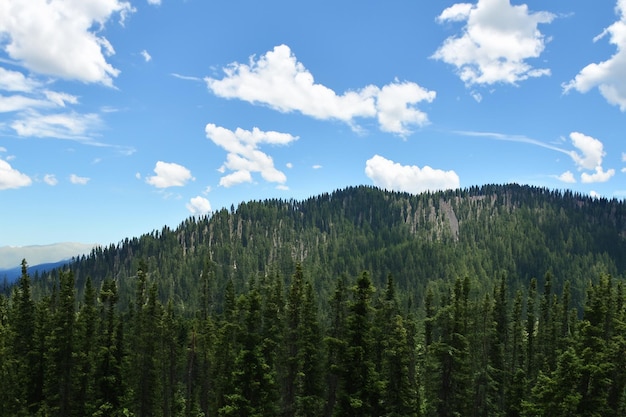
[[69, 173, 90, 185], [365, 155, 460, 194], [147, 0, 162, 5], [286, 162, 293, 169], [219, 170, 253, 188], [0, 67, 40, 92], [205, 123, 298, 187], [568, 132, 606, 170], [581, 166, 615, 183], [433, 0, 555, 86], [563, 1, 626, 110], [205, 44, 435, 135], [376, 80, 436, 135], [0, 159, 31, 190], [11, 111, 102, 140], [186, 196, 212, 216], [141, 50, 152, 62], [557, 171, 576, 183], [0, 94, 54, 113], [312, 165, 322, 170], [146, 161, 194, 188], [0, 0, 134, 86], [43, 174, 58, 186], [43, 91, 79, 107], [567, 132, 615, 183], [471, 91, 483, 102]]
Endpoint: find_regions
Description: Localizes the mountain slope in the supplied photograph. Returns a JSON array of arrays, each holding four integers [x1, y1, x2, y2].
[[30, 184, 626, 311]]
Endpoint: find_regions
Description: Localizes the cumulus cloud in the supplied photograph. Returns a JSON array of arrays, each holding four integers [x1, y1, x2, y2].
[[43, 174, 58, 186], [146, 161, 194, 188], [557, 171, 576, 183], [563, 1, 626, 110], [69, 174, 90, 185], [147, 0, 162, 5], [568, 131, 605, 170], [205, 45, 435, 135], [433, 0, 555, 86], [581, 167, 615, 183], [365, 155, 460, 194], [0, 0, 134, 86], [376, 81, 436, 135], [186, 196, 212, 216], [205, 123, 298, 188], [567, 132, 615, 183], [0, 159, 31, 190]]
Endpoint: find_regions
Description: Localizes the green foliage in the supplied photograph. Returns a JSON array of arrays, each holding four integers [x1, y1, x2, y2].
[[1, 184, 626, 416]]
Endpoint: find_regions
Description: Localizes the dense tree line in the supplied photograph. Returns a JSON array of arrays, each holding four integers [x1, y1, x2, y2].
[[2, 184, 625, 415], [2, 259, 626, 416], [17, 184, 625, 314]]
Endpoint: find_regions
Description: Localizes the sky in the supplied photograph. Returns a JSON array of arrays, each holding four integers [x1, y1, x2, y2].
[[1, 0, 626, 248]]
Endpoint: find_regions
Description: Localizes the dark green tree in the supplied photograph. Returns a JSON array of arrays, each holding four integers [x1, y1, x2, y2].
[[336, 271, 378, 417], [73, 276, 98, 417], [43, 269, 76, 416]]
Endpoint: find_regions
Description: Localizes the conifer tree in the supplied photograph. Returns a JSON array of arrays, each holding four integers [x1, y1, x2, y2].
[[294, 281, 324, 417], [74, 276, 98, 417], [44, 269, 76, 416], [94, 278, 124, 414], [221, 282, 278, 416], [324, 275, 348, 417], [6, 259, 36, 415], [336, 271, 378, 416]]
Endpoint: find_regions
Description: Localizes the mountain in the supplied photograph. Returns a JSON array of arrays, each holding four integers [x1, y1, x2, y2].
[[4, 183, 626, 417], [28, 184, 626, 311], [0, 242, 97, 270], [0, 260, 70, 284]]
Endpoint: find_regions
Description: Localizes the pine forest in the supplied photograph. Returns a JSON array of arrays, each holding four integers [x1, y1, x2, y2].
[[1, 183, 626, 416]]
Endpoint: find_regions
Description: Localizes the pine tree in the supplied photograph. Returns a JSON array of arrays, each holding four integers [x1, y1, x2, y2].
[[221, 282, 279, 416], [128, 262, 162, 417], [336, 271, 378, 417], [381, 314, 418, 416], [294, 281, 324, 417], [94, 278, 124, 414], [283, 265, 305, 416], [6, 259, 36, 415], [73, 276, 98, 417], [214, 278, 238, 415], [43, 269, 76, 416]]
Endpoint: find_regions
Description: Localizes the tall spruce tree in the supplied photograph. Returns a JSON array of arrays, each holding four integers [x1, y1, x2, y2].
[[336, 271, 377, 417]]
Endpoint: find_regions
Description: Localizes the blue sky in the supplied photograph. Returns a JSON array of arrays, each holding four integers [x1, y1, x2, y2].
[[1, 0, 625, 247]]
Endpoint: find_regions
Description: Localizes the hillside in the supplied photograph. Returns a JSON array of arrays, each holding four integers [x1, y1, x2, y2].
[[4, 183, 626, 417], [30, 183, 626, 312]]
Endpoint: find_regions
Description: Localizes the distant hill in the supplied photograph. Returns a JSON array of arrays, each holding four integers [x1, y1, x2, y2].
[[0, 260, 70, 284], [0, 242, 97, 270], [27, 184, 626, 311]]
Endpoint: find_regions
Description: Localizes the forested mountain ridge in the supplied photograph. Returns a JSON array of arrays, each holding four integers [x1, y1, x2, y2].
[[3, 183, 626, 417], [31, 183, 625, 312]]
